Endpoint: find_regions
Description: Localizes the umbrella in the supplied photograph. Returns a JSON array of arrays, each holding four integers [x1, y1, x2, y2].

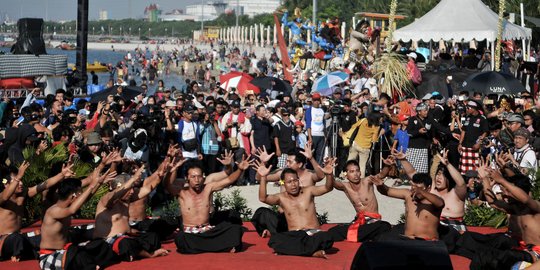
[[250, 76, 293, 95], [312, 71, 349, 96], [89, 85, 143, 103], [461, 71, 525, 95], [219, 71, 260, 96]]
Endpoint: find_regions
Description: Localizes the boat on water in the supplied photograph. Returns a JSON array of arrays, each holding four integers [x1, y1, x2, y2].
[[56, 40, 76, 50], [68, 61, 109, 73]]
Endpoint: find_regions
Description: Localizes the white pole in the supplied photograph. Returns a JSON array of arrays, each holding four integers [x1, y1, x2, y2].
[[266, 26, 270, 46], [341, 22, 346, 47], [490, 40, 495, 71], [273, 24, 277, 45], [254, 25, 259, 47], [520, 3, 528, 59], [249, 26, 253, 44]]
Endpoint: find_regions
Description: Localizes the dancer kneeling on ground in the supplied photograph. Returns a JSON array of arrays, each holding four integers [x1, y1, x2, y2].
[[328, 159, 392, 242], [371, 152, 445, 241], [173, 156, 250, 254], [255, 157, 336, 258], [93, 163, 169, 261], [39, 166, 116, 270]]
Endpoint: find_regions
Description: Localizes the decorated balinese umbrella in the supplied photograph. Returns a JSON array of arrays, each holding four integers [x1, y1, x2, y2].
[[311, 71, 349, 96]]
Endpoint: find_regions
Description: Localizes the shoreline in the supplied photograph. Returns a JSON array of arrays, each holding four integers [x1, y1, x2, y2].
[[49, 40, 276, 56]]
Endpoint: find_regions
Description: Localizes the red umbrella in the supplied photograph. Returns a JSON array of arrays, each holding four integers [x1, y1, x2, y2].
[[219, 71, 260, 96]]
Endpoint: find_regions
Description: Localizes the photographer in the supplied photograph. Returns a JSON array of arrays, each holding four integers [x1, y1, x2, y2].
[[477, 51, 492, 72], [200, 106, 223, 175]]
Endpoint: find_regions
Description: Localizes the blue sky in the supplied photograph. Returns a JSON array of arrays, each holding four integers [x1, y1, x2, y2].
[[1, 0, 201, 21]]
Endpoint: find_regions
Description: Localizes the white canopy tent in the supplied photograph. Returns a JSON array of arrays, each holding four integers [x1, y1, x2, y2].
[[393, 0, 532, 68]]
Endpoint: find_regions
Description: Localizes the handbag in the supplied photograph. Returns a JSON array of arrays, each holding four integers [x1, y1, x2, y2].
[[183, 138, 198, 152]]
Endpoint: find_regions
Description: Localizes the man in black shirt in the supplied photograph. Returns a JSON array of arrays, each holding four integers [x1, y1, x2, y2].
[[458, 100, 488, 174], [337, 99, 357, 175], [406, 103, 432, 173], [273, 108, 295, 169], [250, 105, 274, 184]]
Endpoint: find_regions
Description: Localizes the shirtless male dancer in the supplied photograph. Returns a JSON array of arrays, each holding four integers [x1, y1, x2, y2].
[[251, 143, 325, 237], [328, 159, 392, 242], [93, 162, 169, 261], [39, 166, 114, 270], [1, 162, 74, 262], [478, 163, 540, 267], [255, 157, 336, 258], [371, 150, 445, 241], [173, 155, 250, 254], [400, 149, 467, 232]]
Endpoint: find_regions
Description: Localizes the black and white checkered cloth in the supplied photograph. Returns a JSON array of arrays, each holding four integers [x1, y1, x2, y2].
[[406, 148, 429, 173], [39, 249, 65, 270], [440, 217, 467, 232], [0, 55, 67, 79], [277, 154, 288, 169]]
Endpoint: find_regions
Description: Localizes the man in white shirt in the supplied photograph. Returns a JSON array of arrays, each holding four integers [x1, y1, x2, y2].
[[512, 128, 537, 179]]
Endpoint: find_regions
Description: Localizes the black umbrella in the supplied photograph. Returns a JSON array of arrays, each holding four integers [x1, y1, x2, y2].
[[250, 76, 293, 96], [461, 71, 525, 95], [89, 85, 143, 103]]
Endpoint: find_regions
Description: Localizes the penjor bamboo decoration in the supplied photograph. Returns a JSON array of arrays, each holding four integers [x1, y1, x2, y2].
[[494, 0, 506, 72], [385, 0, 398, 51]]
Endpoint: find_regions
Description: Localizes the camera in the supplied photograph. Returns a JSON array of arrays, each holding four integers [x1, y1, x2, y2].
[[331, 100, 344, 116]]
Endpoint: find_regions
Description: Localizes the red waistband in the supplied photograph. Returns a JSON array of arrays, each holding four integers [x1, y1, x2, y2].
[[517, 241, 540, 253], [39, 243, 72, 255], [112, 236, 129, 255]]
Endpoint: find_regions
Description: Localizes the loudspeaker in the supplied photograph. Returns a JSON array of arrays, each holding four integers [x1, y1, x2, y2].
[[10, 18, 46, 55], [350, 241, 453, 270]]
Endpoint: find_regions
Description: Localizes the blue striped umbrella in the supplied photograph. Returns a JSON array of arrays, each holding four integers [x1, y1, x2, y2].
[[311, 71, 349, 96]]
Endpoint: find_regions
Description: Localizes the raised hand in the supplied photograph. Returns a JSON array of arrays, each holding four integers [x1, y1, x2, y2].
[[320, 157, 337, 175], [299, 141, 313, 160], [477, 156, 490, 179], [368, 175, 384, 186], [217, 150, 234, 166], [167, 144, 180, 157], [391, 149, 407, 160], [133, 165, 145, 181], [16, 161, 30, 179], [252, 159, 272, 177], [61, 163, 75, 178], [437, 149, 449, 166], [255, 146, 275, 163], [171, 155, 186, 171], [97, 168, 117, 185], [236, 154, 251, 171], [382, 156, 396, 166]]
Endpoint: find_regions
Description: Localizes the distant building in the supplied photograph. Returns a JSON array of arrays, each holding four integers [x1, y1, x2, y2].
[[185, 1, 227, 22], [144, 4, 162, 22], [161, 9, 196, 21], [99, 10, 108, 21], [225, 0, 280, 18], [181, 0, 279, 21]]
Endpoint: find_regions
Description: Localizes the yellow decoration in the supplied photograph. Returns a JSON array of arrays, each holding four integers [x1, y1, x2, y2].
[[279, 179, 285, 186], [2, 178, 7, 184], [494, 0, 506, 72], [385, 0, 398, 51]]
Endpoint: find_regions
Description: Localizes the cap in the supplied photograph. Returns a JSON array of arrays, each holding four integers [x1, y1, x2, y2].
[[398, 114, 409, 122], [295, 120, 304, 127], [416, 103, 428, 111], [280, 108, 290, 116], [206, 106, 216, 114], [514, 127, 530, 139], [87, 132, 102, 145], [184, 104, 195, 112], [467, 100, 482, 109], [333, 89, 342, 95], [231, 100, 241, 108], [506, 113, 525, 124], [406, 52, 417, 59], [312, 92, 322, 100], [421, 93, 432, 100], [165, 100, 176, 107]]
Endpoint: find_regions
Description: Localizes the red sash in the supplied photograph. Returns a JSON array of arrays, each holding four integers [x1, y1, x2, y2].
[[346, 212, 382, 242], [112, 236, 129, 255]]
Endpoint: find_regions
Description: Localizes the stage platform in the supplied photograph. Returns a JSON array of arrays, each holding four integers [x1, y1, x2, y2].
[[1, 220, 505, 270]]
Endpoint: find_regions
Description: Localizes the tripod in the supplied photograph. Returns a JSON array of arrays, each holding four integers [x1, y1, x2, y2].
[[327, 115, 340, 158]]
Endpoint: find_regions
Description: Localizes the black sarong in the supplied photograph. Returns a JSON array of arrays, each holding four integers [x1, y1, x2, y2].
[[106, 232, 161, 261], [0, 232, 36, 261], [251, 207, 288, 236], [39, 243, 98, 270], [210, 210, 242, 226], [328, 221, 391, 242], [174, 222, 244, 254], [268, 230, 334, 257], [130, 217, 179, 241]]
